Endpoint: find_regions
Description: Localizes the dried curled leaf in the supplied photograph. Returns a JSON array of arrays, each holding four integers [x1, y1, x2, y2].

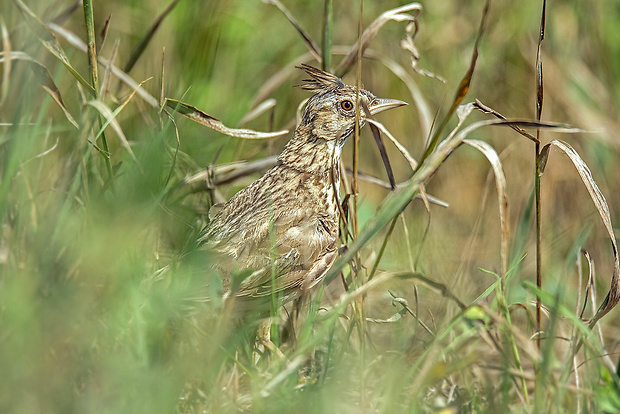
[[540, 139, 619, 327], [335, 3, 422, 77], [165, 98, 289, 140], [400, 17, 445, 82]]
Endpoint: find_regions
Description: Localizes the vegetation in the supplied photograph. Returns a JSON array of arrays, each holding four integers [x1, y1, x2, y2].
[[1, 0, 619, 412]]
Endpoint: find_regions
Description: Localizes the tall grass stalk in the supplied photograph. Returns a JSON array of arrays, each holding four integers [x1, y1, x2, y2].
[[321, 0, 333, 72], [534, 0, 547, 353], [82, 0, 113, 181]]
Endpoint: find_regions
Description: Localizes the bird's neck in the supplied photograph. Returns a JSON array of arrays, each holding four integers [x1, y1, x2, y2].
[[277, 127, 344, 176]]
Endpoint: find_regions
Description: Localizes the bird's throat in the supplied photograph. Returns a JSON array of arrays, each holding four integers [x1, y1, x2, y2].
[[278, 131, 343, 177]]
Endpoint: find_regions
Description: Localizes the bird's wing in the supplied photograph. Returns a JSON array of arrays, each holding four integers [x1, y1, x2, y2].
[[227, 249, 338, 313], [202, 168, 339, 300], [226, 213, 338, 299]]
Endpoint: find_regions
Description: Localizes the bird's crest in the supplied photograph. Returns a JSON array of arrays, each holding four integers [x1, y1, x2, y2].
[[296, 64, 344, 92]]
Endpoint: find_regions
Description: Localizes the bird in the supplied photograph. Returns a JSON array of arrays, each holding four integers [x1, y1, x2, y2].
[[200, 64, 406, 314]]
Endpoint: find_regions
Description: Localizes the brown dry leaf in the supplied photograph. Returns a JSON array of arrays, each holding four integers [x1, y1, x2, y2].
[[463, 139, 510, 285], [539, 139, 619, 327], [165, 99, 288, 140], [400, 18, 445, 83], [473, 100, 539, 144]]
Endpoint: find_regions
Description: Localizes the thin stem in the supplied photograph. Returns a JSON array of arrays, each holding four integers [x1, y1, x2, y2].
[[321, 0, 333, 72], [368, 216, 398, 280], [353, 1, 365, 408], [83, 0, 113, 181], [351, 0, 363, 239], [534, 0, 547, 352], [535, 141, 541, 349]]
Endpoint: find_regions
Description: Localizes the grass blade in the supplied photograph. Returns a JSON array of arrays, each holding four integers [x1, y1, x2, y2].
[[1, 51, 78, 128], [474, 100, 539, 143], [418, 0, 489, 163], [165, 98, 289, 139], [367, 118, 418, 170], [463, 139, 509, 288], [0, 21, 11, 105], [12, 0, 96, 96], [238, 99, 277, 127], [51, 0, 81, 25], [324, 112, 583, 286], [49, 23, 159, 108], [534, 0, 547, 354], [88, 79, 151, 164], [368, 122, 395, 190], [99, 14, 112, 53], [263, 0, 321, 62], [83, 0, 114, 181], [123, 0, 180, 74]]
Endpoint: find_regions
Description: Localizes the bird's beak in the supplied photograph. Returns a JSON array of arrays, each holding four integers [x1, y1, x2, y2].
[[369, 98, 408, 115]]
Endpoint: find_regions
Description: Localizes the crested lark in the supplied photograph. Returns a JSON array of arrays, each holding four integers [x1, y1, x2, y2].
[[201, 64, 406, 313]]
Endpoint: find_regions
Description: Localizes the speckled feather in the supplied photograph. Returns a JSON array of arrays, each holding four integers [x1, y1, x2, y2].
[[201, 64, 403, 310]]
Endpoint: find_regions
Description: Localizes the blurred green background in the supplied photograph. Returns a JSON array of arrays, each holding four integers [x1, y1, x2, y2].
[[1, 0, 619, 412]]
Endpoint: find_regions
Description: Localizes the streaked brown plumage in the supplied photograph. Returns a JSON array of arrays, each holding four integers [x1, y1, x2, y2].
[[201, 64, 405, 312]]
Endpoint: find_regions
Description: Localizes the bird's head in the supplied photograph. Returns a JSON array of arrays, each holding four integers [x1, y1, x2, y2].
[[296, 64, 406, 146]]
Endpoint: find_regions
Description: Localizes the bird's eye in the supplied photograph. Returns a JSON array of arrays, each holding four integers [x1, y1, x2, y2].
[[340, 99, 354, 111]]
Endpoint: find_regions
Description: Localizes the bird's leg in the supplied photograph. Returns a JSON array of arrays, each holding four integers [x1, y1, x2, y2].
[[253, 318, 285, 364]]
